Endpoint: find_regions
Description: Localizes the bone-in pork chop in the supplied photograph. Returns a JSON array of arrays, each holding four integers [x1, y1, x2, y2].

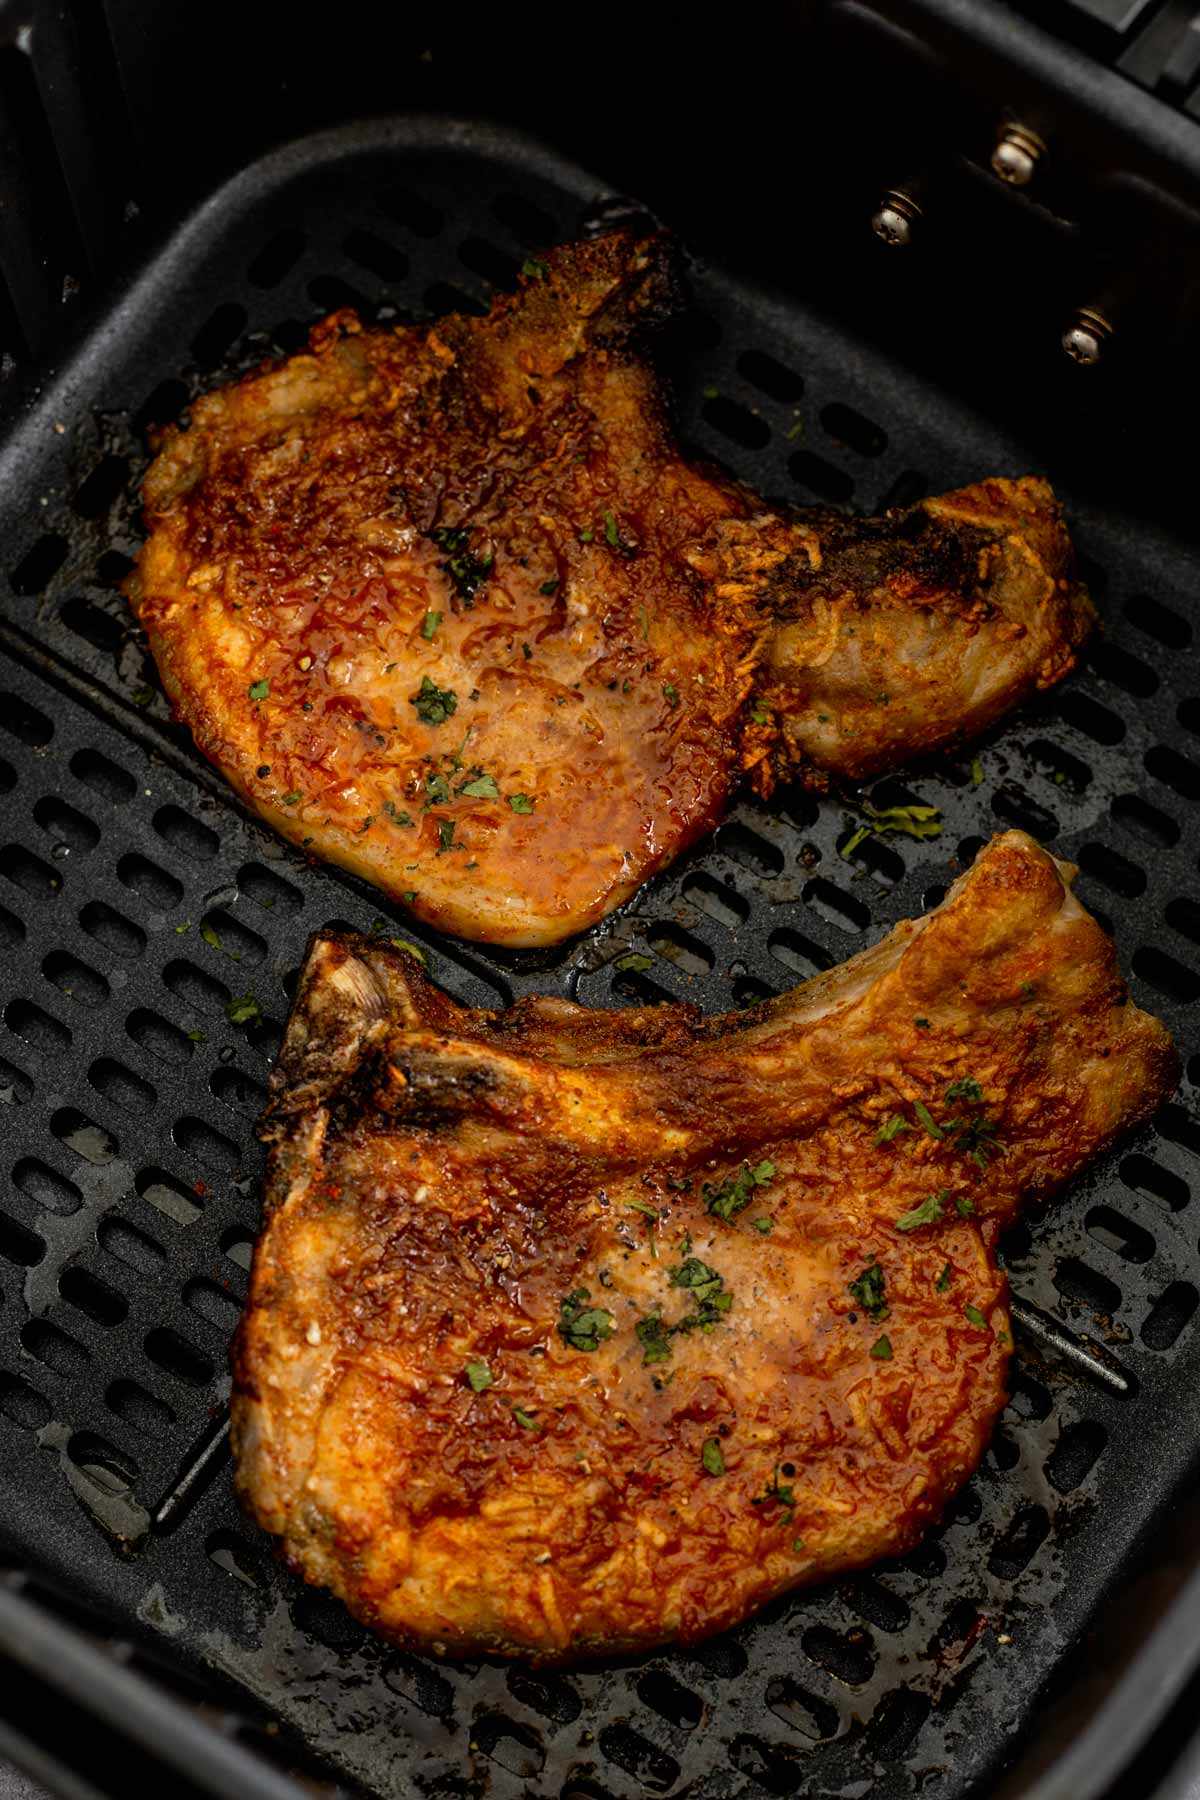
[[231, 832, 1174, 1661], [128, 233, 1093, 945]]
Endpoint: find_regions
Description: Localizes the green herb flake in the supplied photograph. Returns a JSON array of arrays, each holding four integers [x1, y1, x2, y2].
[[603, 509, 620, 548], [625, 1199, 659, 1219], [186, 1028, 205, 1043], [425, 773, 452, 806], [870, 1334, 894, 1361], [704, 1159, 775, 1224], [509, 793, 535, 814], [840, 801, 943, 862], [636, 1315, 672, 1367], [946, 1077, 984, 1104], [578, 529, 594, 543], [662, 682, 679, 708], [459, 773, 500, 800], [225, 992, 261, 1027], [874, 1114, 911, 1146], [753, 1217, 773, 1235], [896, 1190, 947, 1233], [421, 610, 442, 640], [389, 938, 426, 964], [558, 1287, 616, 1353], [848, 1260, 888, 1322], [614, 952, 654, 972], [382, 801, 415, 828], [539, 579, 559, 596], [936, 1262, 953, 1292], [411, 674, 458, 727], [522, 256, 550, 279], [971, 756, 985, 787], [750, 703, 770, 725], [248, 678, 270, 702], [964, 1304, 988, 1330], [130, 686, 154, 707], [792, 1536, 806, 1553], [914, 1016, 931, 1029], [914, 1100, 944, 1139], [281, 790, 302, 806], [511, 1405, 540, 1430], [435, 818, 457, 855], [174, 920, 191, 934], [464, 1359, 492, 1392], [954, 1195, 976, 1218], [430, 527, 492, 605], [701, 1437, 726, 1477]]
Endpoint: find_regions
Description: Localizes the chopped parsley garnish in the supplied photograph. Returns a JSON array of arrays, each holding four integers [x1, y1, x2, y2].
[[509, 793, 535, 813], [750, 702, 770, 725], [625, 1199, 659, 1219], [464, 1360, 492, 1392], [848, 1260, 888, 1321], [896, 1190, 947, 1233], [971, 756, 985, 786], [389, 938, 426, 963], [875, 1114, 911, 1146], [704, 1159, 776, 1223], [382, 801, 415, 828], [793, 1537, 806, 1554], [421, 610, 442, 640], [964, 1304, 987, 1330], [459, 773, 500, 800], [614, 953, 654, 972], [840, 801, 942, 861], [636, 1315, 672, 1366], [946, 1077, 984, 1104], [225, 993, 260, 1027], [411, 674, 458, 726], [668, 1256, 733, 1330], [430, 527, 492, 605], [200, 922, 236, 958], [914, 1016, 931, 1029], [914, 1100, 944, 1139], [936, 1262, 953, 1292], [425, 773, 452, 806], [603, 509, 620, 547], [869, 1334, 894, 1360], [435, 818, 457, 854], [955, 1195, 976, 1218], [752, 1466, 797, 1525], [511, 1406, 540, 1430], [951, 1114, 1005, 1172], [186, 1028, 205, 1043], [753, 1217, 773, 1235], [701, 1437, 725, 1477], [539, 579, 558, 596], [248, 678, 270, 701], [663, 682, 679, 708], [579, 529, 594, 543], [522, 256, 550, 279], [281, 790, 302, 805], [558, 1287, 616, 1352]]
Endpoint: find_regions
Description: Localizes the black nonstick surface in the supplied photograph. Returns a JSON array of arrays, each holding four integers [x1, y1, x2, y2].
[[0, 117, 1197, 1800]]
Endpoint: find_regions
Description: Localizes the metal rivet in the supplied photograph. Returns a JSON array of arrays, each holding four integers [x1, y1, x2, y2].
[[1062, 308, 1114, 366], [991, 124, 1045, 188], [871, 191, 922, 248]]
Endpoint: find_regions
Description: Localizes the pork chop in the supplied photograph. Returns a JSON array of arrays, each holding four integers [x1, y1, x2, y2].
[[128, 233, 1093, 945], [231, 831, 1174, 1661]]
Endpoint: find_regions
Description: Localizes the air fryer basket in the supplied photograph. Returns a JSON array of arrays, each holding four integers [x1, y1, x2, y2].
[[0, 119, 1197, 1800]]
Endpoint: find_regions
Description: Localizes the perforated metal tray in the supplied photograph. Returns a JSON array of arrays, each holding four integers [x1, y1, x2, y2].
[[0, 117, 1197, 1800]]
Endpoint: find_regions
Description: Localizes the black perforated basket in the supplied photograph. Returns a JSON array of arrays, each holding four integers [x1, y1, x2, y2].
[[0, 115, 1198, 1800]]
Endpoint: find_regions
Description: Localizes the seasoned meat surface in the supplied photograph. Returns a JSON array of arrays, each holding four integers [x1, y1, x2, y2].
[[232, 832, 1175, 1661], [130, 234, 1094, 945]]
